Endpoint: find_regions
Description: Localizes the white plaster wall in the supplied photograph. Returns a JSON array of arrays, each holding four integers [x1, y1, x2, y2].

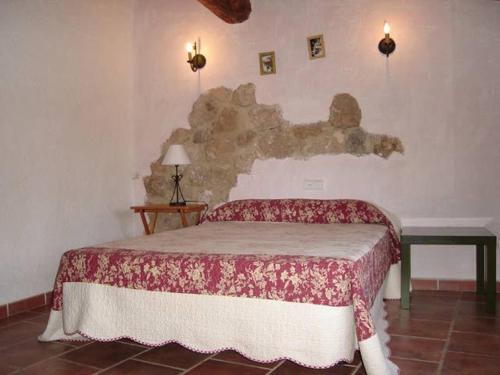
[[0, 0, 136, 304], [133, 0, 500, 280]]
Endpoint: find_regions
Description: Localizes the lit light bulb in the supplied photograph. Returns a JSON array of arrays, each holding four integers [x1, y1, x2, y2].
[[378, 20, 396, 57], [186, 42, 193, 60], [384, 21, 391, 36]]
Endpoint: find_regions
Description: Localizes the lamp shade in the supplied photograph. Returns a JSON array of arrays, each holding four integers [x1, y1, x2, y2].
[[162, 145, 191, 165]]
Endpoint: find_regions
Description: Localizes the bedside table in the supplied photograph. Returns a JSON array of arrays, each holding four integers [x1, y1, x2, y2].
[[401, 226, 497, 314], [131, 203, 207, 235]]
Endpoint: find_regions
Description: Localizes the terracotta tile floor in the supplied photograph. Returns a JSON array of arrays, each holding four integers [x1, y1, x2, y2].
[[0, 291, 499, 375]]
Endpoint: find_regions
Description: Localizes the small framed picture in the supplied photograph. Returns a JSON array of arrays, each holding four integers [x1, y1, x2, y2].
[[258, 51, 276, 75], [307, 34, 326, 59]]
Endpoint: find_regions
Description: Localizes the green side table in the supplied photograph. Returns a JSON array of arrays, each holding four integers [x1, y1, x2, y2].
[[401, 226, 497, 314]]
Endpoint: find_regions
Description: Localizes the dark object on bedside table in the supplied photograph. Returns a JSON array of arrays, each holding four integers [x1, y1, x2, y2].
[[131, 203, 207, 235], [401, 226, 497, 314]]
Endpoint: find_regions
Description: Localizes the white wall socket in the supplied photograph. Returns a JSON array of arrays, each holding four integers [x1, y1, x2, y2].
[[303, 179, 324, 190]]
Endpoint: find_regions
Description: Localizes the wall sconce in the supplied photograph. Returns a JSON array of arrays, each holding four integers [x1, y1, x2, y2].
[[186, 42, 206, 72], [378, 21, 396, 57]]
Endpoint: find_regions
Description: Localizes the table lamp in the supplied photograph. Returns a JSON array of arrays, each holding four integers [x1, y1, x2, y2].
[[162, 144, 191, 206]]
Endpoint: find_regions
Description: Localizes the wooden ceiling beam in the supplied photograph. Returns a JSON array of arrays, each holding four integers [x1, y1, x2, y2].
[[197, 0, 251, 24]]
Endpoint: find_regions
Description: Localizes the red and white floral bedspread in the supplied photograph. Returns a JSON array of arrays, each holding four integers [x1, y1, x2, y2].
[[51, 199, 400, 342]]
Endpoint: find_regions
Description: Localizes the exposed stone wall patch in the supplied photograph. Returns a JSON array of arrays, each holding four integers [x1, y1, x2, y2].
[[145, 83, 404, 231]]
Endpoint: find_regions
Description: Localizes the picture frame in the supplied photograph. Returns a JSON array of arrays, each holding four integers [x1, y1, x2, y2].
[[307, 34, 326, 59], [258, 51, 276, 75]]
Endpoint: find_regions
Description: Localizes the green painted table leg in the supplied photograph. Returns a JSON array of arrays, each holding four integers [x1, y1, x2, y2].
[[486, 238, 496, 314], [476, 244, 485, 294], [401, 243, 411, 309]]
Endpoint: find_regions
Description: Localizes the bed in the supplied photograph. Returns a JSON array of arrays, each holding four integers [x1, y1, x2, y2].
[[40, 199, 401, 375]]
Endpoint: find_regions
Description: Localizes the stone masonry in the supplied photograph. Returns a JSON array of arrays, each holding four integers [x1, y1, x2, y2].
[[144, 83, 403, 230]]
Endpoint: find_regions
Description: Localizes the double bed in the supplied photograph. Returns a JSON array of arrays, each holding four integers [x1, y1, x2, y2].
[[40, 199, 401, 375]]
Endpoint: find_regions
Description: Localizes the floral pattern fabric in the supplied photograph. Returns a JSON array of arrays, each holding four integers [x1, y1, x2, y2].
[[51, 199, 400, 342]]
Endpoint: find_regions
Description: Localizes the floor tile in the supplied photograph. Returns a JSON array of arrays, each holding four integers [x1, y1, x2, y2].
[[460, 292, 483, 302], [58, 339, 92, 347], [386, 301, 455, 322], [349, 351, 362, 366], [136, 343, 209, 369], [117, 338, 148, 347], [100, 359, 180, 374], [461, 292, 500, 303], [2, 291, 500, 375], [0, 362, 17, 375], [0, 337, 74, 367], [453, 315, 500, 336], [9, 295, 45, 316], [391, 357, 438, 375], [383, 299, 400, 307], [15, 358, 96, 375], [410, 291, 460, 305], [385, 303, 409, 320], [388, 336, 444, 362], [448, 332, 500, 358], [0, 322, 45, 349], [26, 313, 50, 325], [60, 341, 144, 368], [387, 317, 450, 339], [185, 359, 269, 374], [29, 306, 52, 314], [0, 312, 42, 328], [406, 303, 456, 321], [457, 301, 500, 318], [411, 290, 462, 298], [442, 351, 500, 375], [213, 350, 279, 368], [270, 360, 355, 374]]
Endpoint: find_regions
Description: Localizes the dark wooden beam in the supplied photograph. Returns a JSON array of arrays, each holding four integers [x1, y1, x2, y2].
[[197, 0, 251, 24]]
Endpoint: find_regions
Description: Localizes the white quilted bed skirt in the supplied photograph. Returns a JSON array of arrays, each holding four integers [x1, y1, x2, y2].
[[40, 263, 401, 375]]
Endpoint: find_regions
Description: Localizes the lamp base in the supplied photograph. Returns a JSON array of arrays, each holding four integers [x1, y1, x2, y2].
[[169, 201, 187, 206], [169, 166, 188, 207]]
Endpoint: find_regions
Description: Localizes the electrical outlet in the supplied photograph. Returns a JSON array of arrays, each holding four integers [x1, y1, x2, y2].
[[303, 179, 324, 190]]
